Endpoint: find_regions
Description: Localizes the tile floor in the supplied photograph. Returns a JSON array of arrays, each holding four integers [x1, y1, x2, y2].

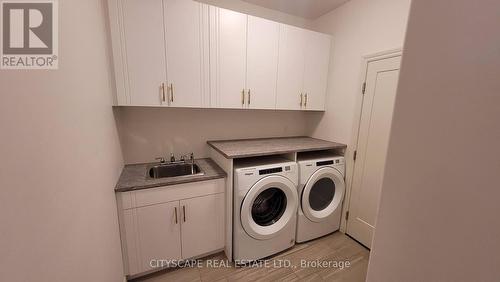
[[135, 232, 369, 282]]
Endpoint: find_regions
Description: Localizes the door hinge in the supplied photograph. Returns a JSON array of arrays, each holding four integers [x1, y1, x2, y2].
[[345, 211, 349, 221], [362, 82, 366, 94], [353, 150, 357, 161]]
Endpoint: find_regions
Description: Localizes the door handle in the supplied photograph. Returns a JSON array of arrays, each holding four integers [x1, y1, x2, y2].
[[241, 89, 245, 105], [247, 89, 251, 105], [304, 93, 308, 107], [170, 83, 174, 102], [161, 83, 166, 103], [182, 205, 186, 222], [174, 207, 178, 224], [300, 93, 303, 107]]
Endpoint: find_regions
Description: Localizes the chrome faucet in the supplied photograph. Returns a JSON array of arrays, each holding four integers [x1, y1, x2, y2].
[[155, 153, 194, 165], [189, 152, 195, 174], [155, 157, 166, 164], [179, 153, 194, 164]]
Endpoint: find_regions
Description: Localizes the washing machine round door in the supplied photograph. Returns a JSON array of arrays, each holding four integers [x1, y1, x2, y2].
[[240, 175, 298, 240], [302, 167, 344, 222]]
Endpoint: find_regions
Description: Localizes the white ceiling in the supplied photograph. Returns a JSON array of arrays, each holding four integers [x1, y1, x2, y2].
[[241, 0, 350, 19]]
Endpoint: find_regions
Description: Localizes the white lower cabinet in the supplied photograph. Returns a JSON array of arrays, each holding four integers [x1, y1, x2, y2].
[[117, 179, 225, 277], [136, 201, 182, 272], [180, 194, 224, 259]]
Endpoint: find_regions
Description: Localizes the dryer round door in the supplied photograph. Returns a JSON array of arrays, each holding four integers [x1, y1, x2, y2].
[[240, 175, 298, 240], [301, 167, 345, 223]]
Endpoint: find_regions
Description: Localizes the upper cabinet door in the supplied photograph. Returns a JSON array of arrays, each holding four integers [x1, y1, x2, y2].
[[122, 0, 167, 106], [276, 25, 306, 110], [164, 0, 208, 108], [246, 16, 280, 110], [303, 32, 331, 111], [210, 7, 247, 109]]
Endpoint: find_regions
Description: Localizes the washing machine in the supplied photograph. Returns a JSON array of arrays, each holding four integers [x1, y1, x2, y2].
[[296, 154, 345, 243], [233, 157, 299, 262]]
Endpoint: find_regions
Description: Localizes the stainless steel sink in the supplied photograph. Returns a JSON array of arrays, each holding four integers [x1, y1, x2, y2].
[[148, 163, 204, 179]]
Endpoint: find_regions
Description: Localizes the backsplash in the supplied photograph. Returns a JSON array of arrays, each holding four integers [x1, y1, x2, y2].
[[115, 107, 320, 164]]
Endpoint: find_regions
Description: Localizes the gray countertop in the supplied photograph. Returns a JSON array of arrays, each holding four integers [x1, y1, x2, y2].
[[207, 136, 347, 159], [115, 158, 226, 192]]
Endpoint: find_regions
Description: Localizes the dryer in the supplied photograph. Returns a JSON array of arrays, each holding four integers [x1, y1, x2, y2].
[[233, 157, 298, 262], [296, 154, 345, 243]]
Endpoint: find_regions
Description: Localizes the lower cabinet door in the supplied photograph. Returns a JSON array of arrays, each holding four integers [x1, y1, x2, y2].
[[136, 201, 182, 272], [123, 209, 141, 275], [180, 193, 225, 259]]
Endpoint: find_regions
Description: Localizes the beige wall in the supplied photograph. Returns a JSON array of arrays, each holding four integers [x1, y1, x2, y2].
[[116, 107, 314, 164], [307, 0, 411, 150], [0, 1, 125, 281], [367, 0, 500, 281]]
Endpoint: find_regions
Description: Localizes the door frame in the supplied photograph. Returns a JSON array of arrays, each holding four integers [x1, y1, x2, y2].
[[340, 48, 402, 233]]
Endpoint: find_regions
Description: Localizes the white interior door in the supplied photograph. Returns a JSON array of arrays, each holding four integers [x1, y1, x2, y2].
[[136, 201, 181, 272], [122, 0, 167, 106], [246, 16, 279, 109], [164, 0, 206, 108], [211, 7, 247, 108], [303, 31, 331, 111], [347, 55, 401, 248], [276, 24, 306, 110], [180, 194, 224, 259]]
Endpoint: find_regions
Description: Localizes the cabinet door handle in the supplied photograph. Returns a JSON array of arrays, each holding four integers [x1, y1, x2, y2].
[[182, 205, 186, 222], [300, 93, 303, 107], [247, 89, 251, 105], [304, 93, 308, 107], [161, 83, 166, 102], [174, 207, 178, 224], [170, 83, 174, 102], [241, 89, 245, 105]]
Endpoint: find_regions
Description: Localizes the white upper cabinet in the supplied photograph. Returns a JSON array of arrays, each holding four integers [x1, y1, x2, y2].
[[164, 0, 208, 108], [210, 9, 280, 109], [276, 25, 306, 110], [303, 31, 331, 111], [120, 0, 167, 106], [108, 0, 331, 111], [210, 7, 247, 108], [276, 25, 331, 111], [109, 0, 208, 107], [246, 16, 280, 109]]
